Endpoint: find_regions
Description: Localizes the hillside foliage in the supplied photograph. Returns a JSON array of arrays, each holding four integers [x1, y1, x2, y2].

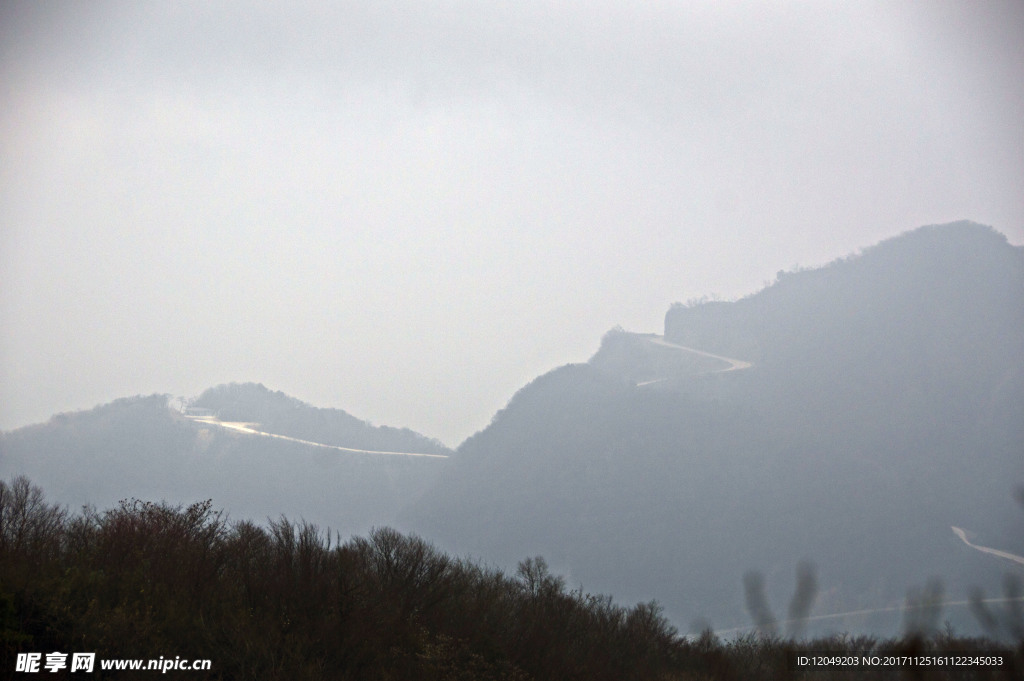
[[2, 477, 1020, 680]]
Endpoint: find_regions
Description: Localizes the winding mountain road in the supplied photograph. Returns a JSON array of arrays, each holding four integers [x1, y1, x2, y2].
[[952, 526, 1024, 568], [648, 336, 753, 371], [635, 335, 753, 386], [185, 416, 449, 458]]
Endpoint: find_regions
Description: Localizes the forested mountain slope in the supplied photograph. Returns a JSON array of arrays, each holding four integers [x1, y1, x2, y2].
[[404, 222, 1024, 634]]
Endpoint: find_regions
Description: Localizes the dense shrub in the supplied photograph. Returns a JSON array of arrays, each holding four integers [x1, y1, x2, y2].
[[1, 477, 1020, 680]]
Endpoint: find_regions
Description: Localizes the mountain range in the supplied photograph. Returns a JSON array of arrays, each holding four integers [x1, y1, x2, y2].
[[404, 221, 1024, 634], [3, 220, 1021, 636], [0, 385, 450, 535]]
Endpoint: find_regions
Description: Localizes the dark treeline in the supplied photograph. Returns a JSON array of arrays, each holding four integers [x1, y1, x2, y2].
[[2, 477, 1020, 680]]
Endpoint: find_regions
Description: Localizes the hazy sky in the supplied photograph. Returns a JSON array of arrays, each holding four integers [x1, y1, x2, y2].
[[2, 1, 1022, 446]]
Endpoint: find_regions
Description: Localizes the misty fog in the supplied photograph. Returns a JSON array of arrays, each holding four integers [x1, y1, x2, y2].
[[2, 2, 1023, 670], [3, 1, 1022, 445]]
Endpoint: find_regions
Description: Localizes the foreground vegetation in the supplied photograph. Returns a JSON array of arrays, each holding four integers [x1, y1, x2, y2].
[[1, 477, 1020, 680]]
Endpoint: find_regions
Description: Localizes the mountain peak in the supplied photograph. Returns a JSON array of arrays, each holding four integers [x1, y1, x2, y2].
[[665, 221, 1023, 373]]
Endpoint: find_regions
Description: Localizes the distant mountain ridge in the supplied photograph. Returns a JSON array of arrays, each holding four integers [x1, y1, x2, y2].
[[191, 382, 450, 455], [0, 386, 451, 535], [3, 221, 1020, 636], [665, 221, 1023, 380], [404, 221, 1024, 635]]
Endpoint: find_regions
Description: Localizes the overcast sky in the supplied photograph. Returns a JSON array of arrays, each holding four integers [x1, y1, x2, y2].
[[2, 1, 1022, 446]]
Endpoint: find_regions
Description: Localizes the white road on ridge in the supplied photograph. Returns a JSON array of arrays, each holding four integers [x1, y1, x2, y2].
[[952, 526, 1024, 568], [711, 595, 1024, 638], [648, 336, 754, 372], [635, 335, 753, 386], [186, 416, 449, 458]]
